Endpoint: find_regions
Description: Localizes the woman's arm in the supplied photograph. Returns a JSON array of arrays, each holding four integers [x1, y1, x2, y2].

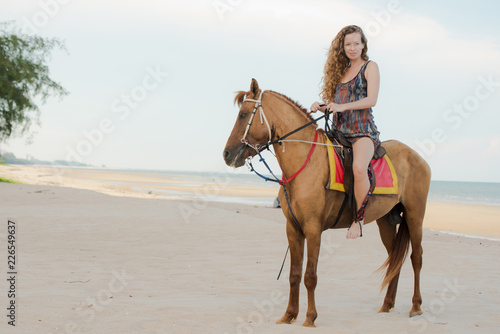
[[328, 61, 380, 112]]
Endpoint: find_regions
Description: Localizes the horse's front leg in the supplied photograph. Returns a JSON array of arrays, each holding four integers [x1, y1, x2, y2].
[[277, 221, 305, 325], [302, 227, 321, 327]]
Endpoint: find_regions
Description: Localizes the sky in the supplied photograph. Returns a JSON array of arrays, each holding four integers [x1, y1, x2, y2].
[[1, 0, 499, 182]]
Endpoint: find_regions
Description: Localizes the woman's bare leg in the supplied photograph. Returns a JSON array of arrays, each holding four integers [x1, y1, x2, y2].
[[347, 137, 374, 239]]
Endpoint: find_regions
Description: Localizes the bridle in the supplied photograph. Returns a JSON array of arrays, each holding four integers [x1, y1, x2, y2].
[[240, 91, 272, 152]]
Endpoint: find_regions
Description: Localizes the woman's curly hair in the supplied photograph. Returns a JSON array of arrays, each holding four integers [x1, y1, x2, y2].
[[320, 25, 369, 103]]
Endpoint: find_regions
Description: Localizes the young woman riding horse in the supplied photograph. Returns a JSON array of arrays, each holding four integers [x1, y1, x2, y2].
[[223, 25, 431, 328], [311, 25, 380, 240]]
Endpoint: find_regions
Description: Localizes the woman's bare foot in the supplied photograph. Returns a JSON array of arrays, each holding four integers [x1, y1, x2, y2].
[[346, 220, 363, 239]]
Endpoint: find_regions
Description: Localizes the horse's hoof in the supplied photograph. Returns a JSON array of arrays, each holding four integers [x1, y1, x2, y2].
[[410, 306, 423, 318], [410, 305, 423, 317], [276, 315, 296, 325], [302, 319, 316, 327], [410, 311, 423, 318], [378, 305, 393, 313]]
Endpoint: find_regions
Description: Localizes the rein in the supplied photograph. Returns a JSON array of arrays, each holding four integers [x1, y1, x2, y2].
[[280, 130, 319, 185], [241, 91, 328, 152], [242, 92, 327, 189]]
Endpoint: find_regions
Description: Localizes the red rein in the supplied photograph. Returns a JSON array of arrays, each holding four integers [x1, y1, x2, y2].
[[280, 130, 319, 185]]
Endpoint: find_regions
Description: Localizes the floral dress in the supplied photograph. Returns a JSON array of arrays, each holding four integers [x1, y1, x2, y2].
[[334, 61, 380, 147]]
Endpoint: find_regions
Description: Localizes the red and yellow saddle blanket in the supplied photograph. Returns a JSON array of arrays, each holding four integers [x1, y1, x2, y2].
[[326, 138, 398, 195]]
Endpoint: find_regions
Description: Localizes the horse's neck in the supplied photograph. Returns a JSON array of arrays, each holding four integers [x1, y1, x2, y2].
[[268, 102, 321, 179]]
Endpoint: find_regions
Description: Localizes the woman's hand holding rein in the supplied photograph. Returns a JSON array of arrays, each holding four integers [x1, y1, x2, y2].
[[310, 102, 345, 113]]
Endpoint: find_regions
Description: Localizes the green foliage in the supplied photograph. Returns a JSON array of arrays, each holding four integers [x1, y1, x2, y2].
[[0, 176, 21, 183], [0, 21, 68, 141], [0, 152, 21, 164]]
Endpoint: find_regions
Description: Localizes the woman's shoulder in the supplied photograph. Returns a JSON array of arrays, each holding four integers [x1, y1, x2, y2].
[[365, 60, 379, 70], [363, 60, 380, 79]]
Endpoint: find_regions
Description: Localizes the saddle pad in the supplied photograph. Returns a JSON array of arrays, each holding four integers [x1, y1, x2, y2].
[[325, 137, 398, 195]]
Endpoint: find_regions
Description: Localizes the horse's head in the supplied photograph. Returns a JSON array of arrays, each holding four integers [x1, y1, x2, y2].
[[223, 79, 272, 168]]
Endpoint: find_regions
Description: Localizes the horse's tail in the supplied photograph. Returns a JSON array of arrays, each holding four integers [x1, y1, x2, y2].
[[379, 204, 411, 290]]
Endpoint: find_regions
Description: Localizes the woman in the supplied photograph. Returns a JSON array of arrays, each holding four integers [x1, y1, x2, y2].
[[311, 25, 381, 239]]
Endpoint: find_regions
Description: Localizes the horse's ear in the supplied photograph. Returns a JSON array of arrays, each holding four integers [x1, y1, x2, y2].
[[250, 78, 261, 96]]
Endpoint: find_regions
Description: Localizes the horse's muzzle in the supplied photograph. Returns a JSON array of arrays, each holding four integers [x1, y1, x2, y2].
[[223, 144, 248, 168]]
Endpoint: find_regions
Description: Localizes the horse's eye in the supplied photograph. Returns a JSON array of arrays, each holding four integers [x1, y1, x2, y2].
[[239, 112, 248, 119]]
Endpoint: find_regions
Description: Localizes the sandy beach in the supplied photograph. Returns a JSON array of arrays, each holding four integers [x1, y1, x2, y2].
[[0, 164, 499, 333]]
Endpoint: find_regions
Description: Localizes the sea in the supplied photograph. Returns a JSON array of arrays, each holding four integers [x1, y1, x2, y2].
[[94, 168, 500, 207], [427, 180, 500, 206]]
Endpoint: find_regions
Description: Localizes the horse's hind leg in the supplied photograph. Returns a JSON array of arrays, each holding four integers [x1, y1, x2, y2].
[[277, 221, 305, 325], [376, 217, 400, 312]]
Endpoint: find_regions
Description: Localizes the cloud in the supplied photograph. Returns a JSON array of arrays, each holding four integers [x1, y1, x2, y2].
[[373, 12, 500, 77]]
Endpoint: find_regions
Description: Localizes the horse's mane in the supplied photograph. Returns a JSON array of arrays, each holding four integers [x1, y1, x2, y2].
[[233, 90, 314, 122]]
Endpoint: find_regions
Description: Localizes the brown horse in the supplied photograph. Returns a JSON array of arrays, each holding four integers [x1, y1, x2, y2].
[[223, 79, 431, 327]]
